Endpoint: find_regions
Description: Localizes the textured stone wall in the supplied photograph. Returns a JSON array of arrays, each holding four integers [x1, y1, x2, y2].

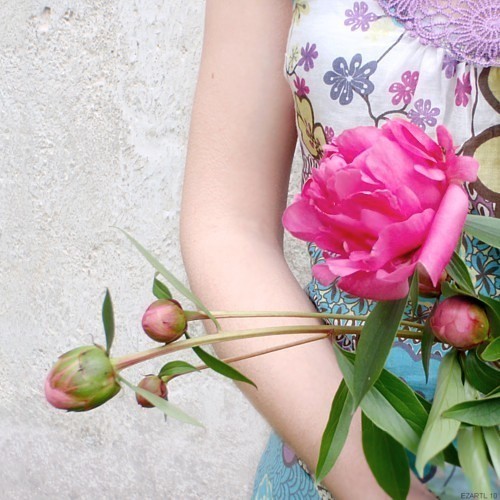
[[0, 1, 310, 498]]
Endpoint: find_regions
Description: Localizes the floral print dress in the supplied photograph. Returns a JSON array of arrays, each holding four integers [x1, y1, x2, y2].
[[252, 1, 500, 499]]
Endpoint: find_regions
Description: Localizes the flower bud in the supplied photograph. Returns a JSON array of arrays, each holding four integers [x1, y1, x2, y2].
[[136, 375, 168, 408], [45, 345, 121, 411], [142, 299, 187, 343], [418, 269, 447, 298], [429, 296, 490, 349]]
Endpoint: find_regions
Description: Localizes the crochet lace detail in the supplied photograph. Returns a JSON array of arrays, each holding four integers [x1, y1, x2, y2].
[[377, 0, 500, 67]]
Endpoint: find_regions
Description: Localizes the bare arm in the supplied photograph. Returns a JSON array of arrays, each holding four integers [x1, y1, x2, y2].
[[180, 2, 432, 498]]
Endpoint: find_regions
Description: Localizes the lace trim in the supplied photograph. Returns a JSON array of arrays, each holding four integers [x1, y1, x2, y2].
[[377, 0, 500, 67]]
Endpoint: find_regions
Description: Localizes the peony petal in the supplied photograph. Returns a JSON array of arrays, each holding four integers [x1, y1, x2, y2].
[[337, 271, 410, 301], [382, 119, 442, 164], [418, 183, 469, 286], [414, 164, 447, 181], [336, 126, 384, 163], [312, 263, 337, 285], [282, 199, 323, 241], [369, 209, 435, 268], [446, 155, 479, 183]]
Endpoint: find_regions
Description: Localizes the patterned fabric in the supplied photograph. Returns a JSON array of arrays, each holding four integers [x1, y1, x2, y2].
[[377, 0, 500, 67], [253, 1, 499, 498]]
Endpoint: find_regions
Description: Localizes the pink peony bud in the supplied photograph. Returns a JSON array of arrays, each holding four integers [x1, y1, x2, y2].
[[418, 269, 447, 298], [45, 345, 121, 411], [429, 296, 490, 349], [136, 375, 168, 408], [142, 299, 187, 343]]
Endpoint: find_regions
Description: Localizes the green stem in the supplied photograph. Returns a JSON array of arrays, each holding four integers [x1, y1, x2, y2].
[[112, 324, 423, 371], [184, 310, 424, 331]]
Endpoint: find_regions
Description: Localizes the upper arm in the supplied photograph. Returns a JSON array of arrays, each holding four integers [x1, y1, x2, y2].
[[180, 0, 297, 247]]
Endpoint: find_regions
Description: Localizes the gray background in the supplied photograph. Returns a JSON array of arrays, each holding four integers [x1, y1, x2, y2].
[[0, 1, 309, 498]]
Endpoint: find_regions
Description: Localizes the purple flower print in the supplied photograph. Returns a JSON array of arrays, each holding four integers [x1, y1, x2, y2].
[[455, 72, 472, 107], [325, 126, 335, 144], [298, 43, 318, 72], [323, 54, 377, 105], [388, 70, 419, 105], [294, 76, 310, 97], [408, 99, 440, 130], [344, 2, 378, 31], [442, 54, 459, 79]]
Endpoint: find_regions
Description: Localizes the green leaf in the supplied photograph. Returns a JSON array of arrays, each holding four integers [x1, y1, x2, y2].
[[479, 294, 500, 339], [152, 273, 172, 300], [158, 360, 198, 378], [118, 376, 203, 427], [362, 413, 410, 500], [464, 214, 500, 249], [457, 426, 493, 496], [353, 297, 408, 408], [446, 251, 475, 294], [116, 229, 221, 331], [416, 351, 466, 476], [334, 346, 421, 453], [421, 314, 435, 383], [184, 333, 256, 388], [409, 270, 419, 318], [315, 381, 354, 484], [413, 392, 460, 468], [483, 427, 500, 478], [442, 394, 500, 427], [465, 349, 500, 395], [481, 337, 500, 362], [102, 288, 115, 355]]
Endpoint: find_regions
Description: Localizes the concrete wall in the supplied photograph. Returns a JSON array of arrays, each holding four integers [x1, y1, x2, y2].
[[0, 1, 309, 498]]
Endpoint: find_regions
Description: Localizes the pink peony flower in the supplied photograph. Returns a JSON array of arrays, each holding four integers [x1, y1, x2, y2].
[[430, 296, 490, 349], [282, 119, 479, 301]]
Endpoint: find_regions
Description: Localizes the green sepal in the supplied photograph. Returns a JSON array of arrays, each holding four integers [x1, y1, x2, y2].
[[457, 426, 493, 496], [415, 351, 465, 476], [117, 228, 221, 331], [361, 413, 410, 500], [442, 392, 500, 427], [118, 375, 203, 427], [445, 251, 475, 294], [185, 332, 256, 388], [409, 270, 419, 318], [315, 380, 353, 485], [464, 214, 500, 249], [481, 337, 500, 362], [421, 311, 436, 383], [102, 288, 115, 355], [465, 349, 500, 395], [158, 360, 198, 379], [153, 272, 173, 300], [352, 297, 408, 409]]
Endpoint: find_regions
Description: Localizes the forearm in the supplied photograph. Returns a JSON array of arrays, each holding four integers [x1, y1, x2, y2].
[[180, 227, 390, 499]]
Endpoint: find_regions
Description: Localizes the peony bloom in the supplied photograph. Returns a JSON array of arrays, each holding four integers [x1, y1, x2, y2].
[[430, 296, 490, 349], [136, 375, 168, 408], [142, 299, 187, 343], [282, 119, 479, 301], [45, 345, 121, 411]]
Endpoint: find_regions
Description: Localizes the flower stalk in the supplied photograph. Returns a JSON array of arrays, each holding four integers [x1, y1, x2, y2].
[[112, 323, 424, 372]]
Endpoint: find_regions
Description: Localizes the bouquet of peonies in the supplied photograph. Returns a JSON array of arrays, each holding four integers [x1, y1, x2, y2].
[[46, 119, 500, 499]]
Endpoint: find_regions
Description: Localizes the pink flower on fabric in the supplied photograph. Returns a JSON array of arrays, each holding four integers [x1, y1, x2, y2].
[[388, 71, 419, 105], [293, 76, 310, 97], [455, 72, 472, 107], [325, 126, 336, 144], [282, 120, 479, 301]]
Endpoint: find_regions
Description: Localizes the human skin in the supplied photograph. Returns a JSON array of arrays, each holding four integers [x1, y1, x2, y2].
[[180, 1, 435, 498]]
